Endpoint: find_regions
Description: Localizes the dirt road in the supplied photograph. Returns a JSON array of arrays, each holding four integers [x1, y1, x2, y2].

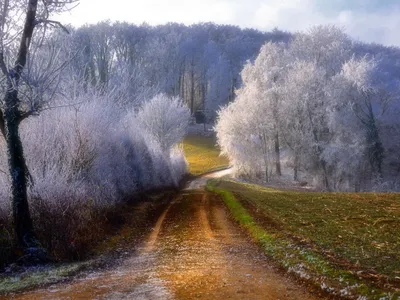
[[10, 175, 321, 299]]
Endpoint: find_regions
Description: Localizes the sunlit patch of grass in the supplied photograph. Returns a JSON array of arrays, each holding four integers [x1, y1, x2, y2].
[[182, 135, 229, 175], [207, 180, 400, 299]]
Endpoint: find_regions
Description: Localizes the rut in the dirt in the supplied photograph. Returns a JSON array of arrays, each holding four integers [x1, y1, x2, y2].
[[11, 190, 322, 300]]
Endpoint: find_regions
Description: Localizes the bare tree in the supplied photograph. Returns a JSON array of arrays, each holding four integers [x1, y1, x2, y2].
[[0, 0, 78, 256]]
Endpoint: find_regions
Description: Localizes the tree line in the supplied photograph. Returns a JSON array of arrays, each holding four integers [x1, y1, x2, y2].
[[58, 21, 291, 117]]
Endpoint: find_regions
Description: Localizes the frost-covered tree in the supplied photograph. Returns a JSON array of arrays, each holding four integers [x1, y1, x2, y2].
[[216, 92, 262, 178], [341, 57, 387, 176], [136, 94, 190, 152], [289, 25, 352, 76], [281, 61, 330, 187], [216, 43, 287, 182], [329, 57, 400, 186], [251, 42, 287, 177], [216, 25, 400, 191], [0, 0, 78, 253]]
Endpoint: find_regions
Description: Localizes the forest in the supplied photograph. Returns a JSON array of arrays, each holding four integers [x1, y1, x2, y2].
[[49, 20, 400, 193], [59, 21, 290, 116]]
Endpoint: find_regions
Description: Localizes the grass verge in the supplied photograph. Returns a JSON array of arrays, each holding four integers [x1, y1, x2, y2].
[[182, 134, 229, 176], [207, 180, 400, 299]]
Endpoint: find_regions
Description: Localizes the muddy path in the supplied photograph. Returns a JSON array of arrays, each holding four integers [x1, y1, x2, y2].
[[7, 174, 322, 300]]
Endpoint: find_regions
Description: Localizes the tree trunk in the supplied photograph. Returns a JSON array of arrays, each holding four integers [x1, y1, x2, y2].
[[262, 133, 269, 183], [356, 95, 384, 179], [177, 70, 182, 97], [0, 0, 44, 254], [274, 132, 281, 176], [293, 153, 299, 181], [190, 58, 195, 114], [4, 91, 38, 249], [321, 159, 330, 191], [0, 109, 5, 137], [366, 118, 384, 177]]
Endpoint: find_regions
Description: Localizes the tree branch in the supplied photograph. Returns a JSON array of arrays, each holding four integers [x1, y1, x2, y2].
[[19, 101, 84, 123], [0, 53, 7, 138], [0, 50, 9, 78], [34, 19, 70, 34], [0, 109, 5, 137], [13, 0, 39, 84]]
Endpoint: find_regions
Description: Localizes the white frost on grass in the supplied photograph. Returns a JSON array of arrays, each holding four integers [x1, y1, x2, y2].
[[287, 263, 311, 280]]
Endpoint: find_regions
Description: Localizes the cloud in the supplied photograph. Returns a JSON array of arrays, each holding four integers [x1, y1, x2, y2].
[[335, 8, 400, 47], [227, 0, 400, 46]]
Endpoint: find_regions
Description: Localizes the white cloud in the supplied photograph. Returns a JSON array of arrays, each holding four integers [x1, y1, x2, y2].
[[251, 0, 334, 31], [334, 9, 400, 46]]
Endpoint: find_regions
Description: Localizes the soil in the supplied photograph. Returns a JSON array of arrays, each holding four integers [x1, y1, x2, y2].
[[6, 173, 324, 300]]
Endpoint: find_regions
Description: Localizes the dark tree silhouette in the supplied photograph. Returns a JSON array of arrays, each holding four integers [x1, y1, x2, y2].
[[0, 0, 78, 257]]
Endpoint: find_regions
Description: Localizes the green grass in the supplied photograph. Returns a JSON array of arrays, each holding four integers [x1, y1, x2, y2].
[[182, 134, 229, 175], [208, 180, 400, 299]]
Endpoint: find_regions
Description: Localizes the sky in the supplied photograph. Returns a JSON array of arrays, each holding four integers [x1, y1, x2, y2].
[[55, 0, 400, 47]]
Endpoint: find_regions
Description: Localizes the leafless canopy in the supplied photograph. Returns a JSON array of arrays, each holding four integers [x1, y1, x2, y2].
[[0, 0, 79, 128]]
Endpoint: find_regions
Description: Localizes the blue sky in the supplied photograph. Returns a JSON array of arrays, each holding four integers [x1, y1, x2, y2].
[[56, 0, 400, 46]]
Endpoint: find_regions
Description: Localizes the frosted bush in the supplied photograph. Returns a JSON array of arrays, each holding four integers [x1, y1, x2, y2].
[[0, 92, 189, 262], [136, 94, 191, 152], [0, 94, 188, 225], [170, 146, 189, 186]]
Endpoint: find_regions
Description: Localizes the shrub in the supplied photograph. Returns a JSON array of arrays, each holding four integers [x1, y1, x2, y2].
[[0, 95, 188, 266]]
